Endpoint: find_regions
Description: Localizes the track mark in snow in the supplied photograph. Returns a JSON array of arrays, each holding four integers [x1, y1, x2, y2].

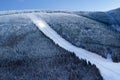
[[27, 14, 120, 80]]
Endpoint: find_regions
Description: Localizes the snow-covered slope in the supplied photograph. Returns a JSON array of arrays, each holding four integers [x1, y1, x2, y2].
[[0, 14, 103, 80], [27, 14, 120, 80], [0, 9, 120, 80], [36, 12, 120, 62]]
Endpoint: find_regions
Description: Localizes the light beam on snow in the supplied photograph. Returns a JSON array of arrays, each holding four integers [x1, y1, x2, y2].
[[34, 20, 47, 28]]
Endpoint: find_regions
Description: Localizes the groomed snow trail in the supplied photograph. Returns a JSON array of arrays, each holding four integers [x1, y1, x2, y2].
[[28, 14, 120, 80]]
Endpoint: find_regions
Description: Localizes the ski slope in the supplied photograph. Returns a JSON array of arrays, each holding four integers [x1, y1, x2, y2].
[[27, 14, 120, 80]]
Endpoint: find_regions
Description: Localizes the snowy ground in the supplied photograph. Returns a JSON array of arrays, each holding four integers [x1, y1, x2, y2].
[[27, 13, 120, 80]]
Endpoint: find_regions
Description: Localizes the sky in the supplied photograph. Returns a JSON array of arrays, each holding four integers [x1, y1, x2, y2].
[[0, 0, 120, 11]]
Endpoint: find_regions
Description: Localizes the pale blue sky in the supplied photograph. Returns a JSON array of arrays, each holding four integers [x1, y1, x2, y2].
[[0, 0, 120, 11]]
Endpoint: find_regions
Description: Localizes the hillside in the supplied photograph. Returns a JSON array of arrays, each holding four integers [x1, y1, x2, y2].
[[39, 11, 120, 62], [0, 14, 102, 80], [0, 8, 120, 80]]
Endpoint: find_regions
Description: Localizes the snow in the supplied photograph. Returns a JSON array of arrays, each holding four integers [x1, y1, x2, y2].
[[27, 13, 120, 80]]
